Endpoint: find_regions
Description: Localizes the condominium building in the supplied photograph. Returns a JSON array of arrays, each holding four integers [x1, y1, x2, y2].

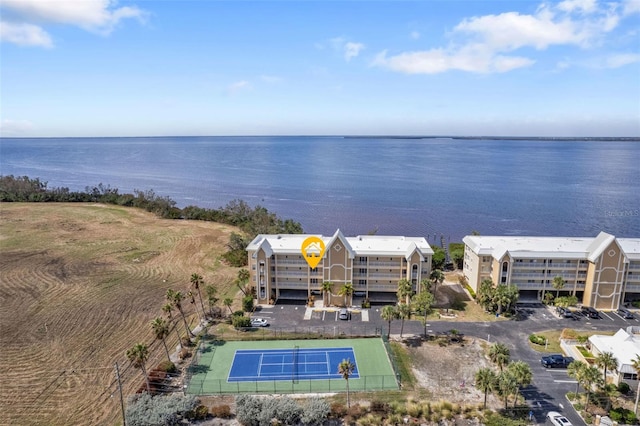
[[246, 230, 433, 305], [462, 231, 640, 310]]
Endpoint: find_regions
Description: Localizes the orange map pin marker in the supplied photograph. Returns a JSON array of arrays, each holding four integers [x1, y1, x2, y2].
[[301, 236, 326, 269]]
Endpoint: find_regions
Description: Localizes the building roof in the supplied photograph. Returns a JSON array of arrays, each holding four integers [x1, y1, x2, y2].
[[247, 230, 433, 259], [463, 232, 640, 261], [589, 328, 640, 374]]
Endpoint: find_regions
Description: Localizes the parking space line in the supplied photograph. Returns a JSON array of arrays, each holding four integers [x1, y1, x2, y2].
[[600, 311, 615, 321]]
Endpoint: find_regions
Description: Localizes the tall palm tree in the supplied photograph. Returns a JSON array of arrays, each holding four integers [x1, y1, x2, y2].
[[411, 290, 434, 338], [187, 290, 203, 323], [236, 269, 250, 296], [475, 367, 497, 409], [552, 275, 565, 298], [321, 281, 333, 306], [581, 365, 603, 411], [205, 284, 218, 316], [166, 289, 193, 337], [381, 305, 398, 339], [497, 370, 518, 410], [126, 343, 150, 393], [162, 303, 173, 319], [632, 354, 640, 414], [595, 351, 618, 385], [508, 360, 532, 408], [568, 360, 586, 397], [338, 358, 355, 408], [223, 297, 233, 315], [430, 269, 445, 295], [488, 342, 510, 371], [190, 273, 207, 319], [151, 317, 172, 362], [396, 279, 413, 305], [338, 282, 354, 307], [397, 303, 411, 339]]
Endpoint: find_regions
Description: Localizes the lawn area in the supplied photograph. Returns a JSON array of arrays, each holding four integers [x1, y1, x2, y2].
[[529, 328, 616, 353]]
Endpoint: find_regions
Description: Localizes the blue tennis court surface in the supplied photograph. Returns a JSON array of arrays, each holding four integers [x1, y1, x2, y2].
[[228, 347, 359, 382]]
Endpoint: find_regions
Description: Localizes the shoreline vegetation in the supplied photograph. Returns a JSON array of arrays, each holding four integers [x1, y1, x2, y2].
[[0, 175, 304, 266]]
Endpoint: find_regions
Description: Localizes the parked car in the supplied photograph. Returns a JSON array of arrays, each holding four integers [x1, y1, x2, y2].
[[547, 411, 572, 426], [339, 308, 350, 320], [617, 307, 635, 319], [581, 306, 600, 319], [541, 354, 574, 368], [250, 318, 269, 327]]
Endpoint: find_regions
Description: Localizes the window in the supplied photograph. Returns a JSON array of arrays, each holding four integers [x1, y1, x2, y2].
[[359, 257, 366, 262], [359, 279, 366, 285], [360, 268, 367, 274]]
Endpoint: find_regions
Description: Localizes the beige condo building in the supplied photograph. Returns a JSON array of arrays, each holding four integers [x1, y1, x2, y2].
[[246, 230, 434, 305], [462, 231, 640, 310]]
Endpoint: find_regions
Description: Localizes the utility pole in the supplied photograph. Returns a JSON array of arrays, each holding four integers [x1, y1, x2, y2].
[[114, 362, 126, 426]]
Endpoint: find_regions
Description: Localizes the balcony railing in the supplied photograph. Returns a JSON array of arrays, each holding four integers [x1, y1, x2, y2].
[[275, 282, 309, 289], [276, 260, 311, 266], [367, 272, 402, 279], [368, 261, 402, 268]]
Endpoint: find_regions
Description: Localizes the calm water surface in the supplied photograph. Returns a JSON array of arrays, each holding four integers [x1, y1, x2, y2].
[[1, 136, 638, 241]]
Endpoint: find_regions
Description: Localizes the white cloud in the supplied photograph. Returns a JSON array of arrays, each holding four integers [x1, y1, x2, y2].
[[623, 0, 640, 15], [604, 52, 640, 67], [0, 21, 52, 47], [373, 0, 633, 75], [0, 119, 34, 136], [227, 80, 251, 94], [410, 31, 421, 40], [0, 0, 146, 47], [328, 37, 365, 61]]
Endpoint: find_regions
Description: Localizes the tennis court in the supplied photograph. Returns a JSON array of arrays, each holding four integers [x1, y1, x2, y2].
[[228, 347, 359, 382], [186, 338, 397, 395]]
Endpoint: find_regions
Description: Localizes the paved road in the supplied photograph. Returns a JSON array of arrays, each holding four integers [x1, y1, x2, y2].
[[251, 302, 638, 425]]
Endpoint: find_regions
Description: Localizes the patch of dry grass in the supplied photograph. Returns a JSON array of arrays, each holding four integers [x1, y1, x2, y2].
[[0, 203, 239, 425]]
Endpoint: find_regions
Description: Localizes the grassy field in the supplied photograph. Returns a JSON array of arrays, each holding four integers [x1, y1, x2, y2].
[[0, 203, 239, 425]]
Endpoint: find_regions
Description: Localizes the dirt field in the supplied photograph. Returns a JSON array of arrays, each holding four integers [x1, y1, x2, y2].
[[0, 203, 239, 425]]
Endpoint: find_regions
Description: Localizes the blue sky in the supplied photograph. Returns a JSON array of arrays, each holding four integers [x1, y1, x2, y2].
[[1, 0, 639, 137]]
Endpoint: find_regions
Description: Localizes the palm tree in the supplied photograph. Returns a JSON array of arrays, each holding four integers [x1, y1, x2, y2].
[[508, 360, 532, 408], [190, 273, 207, 319], [475, 367, 497, 409], [488, 342, 510, 371], [236, 269, 250, 296], [595, 351, 618, 385], [338, 358, 355, 408], [497, 370, 518, 410], [381, 305, 398, 339], [430, 269, 445, 295], [187, 290, 203, 323], [338, 282, 354, 307], [396, 279, 413, 305], [568, 360, 586, 397], [166, 289, 193, 337], [321, 281, 333, 306], [205, 284, 218, 316], [411, 290, 434, 338], [552, 275, 565, 298], [126, 343, 150, 393], [632, 354, 640, 414], [223, 297, 233, 315], [162, 302, 173, 319], [151, 317, 172, 362], [396, 303, 411, 339]]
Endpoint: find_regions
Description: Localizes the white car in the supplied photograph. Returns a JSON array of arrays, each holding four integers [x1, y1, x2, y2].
[[251, 318, 269, 327], [547, 411, 572, 426]]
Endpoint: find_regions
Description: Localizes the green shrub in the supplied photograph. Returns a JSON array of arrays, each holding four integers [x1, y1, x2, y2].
[[272, 397, 302, 425], [232, 315, 252, 328], [242, 294, 254, 312], [610, 409, 624, 422], [300, 397, 330, 425], [232, 310, 245, 317], [156, 360, 177, 374], [617, 381, 631, 394], [529, 334, 545, 345], [125, 393, 198, 426], [235, 395, 262, 426], [625, 411, 637, 425]]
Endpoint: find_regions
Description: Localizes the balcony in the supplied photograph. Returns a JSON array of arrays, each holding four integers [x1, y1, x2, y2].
[[276, 260, 311, 266], [274, 271, 308, 277], [369, 261, 402, 268], [275, 281, 309, 289], [367, 272, 402, 279], [367, 284, 398, 292]]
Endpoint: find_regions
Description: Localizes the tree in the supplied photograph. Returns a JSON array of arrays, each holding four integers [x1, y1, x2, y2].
[[126, 343, 151, 393], [411, 290, 434, 338], [396, 279, 413, 305], [166, 289, 193, 337], [338, 358, 355, 408], [190, 273, 207, 319], [632, 354, 640, 414], [381, 305, 398, 339], [223, 298, 233, 315], [431, 246, 446, 270], [151, 317, 172, 362], [429, 269, 445, 295], [488, 342, 510, 371], [204, 284, 218, 316], [162, 303, 173, 319], [581, 365, 603, 410], [475, 367, 497, 409], [235, 269, 250, 296], [568, 360, 586, 397], [493, 284, 519, 314], [508, 360, 532, 408], [477, 278, 495, 310], [338, 282, 354, 307], [187, 290, 203, 323], [552, 275, 566, 298], [397, 303, 411, 339], [497, 370, 518, 410], [595, 351, 618, 385], [321, 281, 333, 306]]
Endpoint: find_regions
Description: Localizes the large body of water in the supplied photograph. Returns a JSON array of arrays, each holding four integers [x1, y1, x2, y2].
[[1, 136, 638, 242]]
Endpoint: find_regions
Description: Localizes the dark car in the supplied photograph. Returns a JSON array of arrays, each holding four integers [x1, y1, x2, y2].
[[557, 307, 579, 320], [541, 354, 574, 368], [617, 307, 634, 319], [581, 306, 600, 319]]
